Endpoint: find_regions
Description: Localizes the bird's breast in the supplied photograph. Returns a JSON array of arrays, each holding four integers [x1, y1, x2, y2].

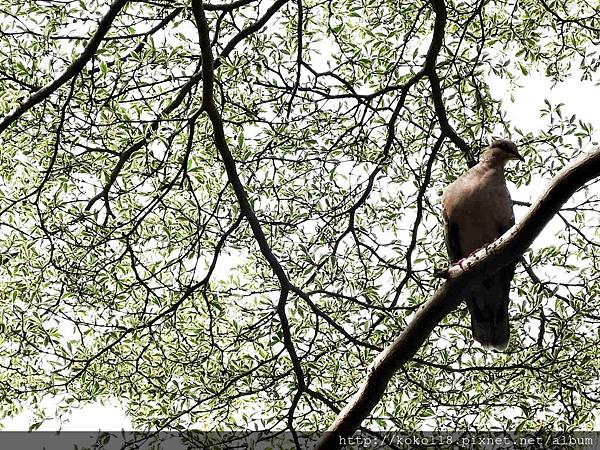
[[443, 170, 514, 257]]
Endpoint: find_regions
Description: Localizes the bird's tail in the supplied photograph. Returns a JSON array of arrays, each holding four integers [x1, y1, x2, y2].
[[466, 282, 510, 351]]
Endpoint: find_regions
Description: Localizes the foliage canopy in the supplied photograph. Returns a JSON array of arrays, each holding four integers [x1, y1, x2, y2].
[[0, 0, 599, 438]]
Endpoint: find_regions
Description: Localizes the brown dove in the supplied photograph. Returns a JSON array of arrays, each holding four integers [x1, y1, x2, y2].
[[442, 139, 524, 351]]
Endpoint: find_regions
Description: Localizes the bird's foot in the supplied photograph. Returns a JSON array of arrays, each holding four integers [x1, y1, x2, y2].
[[454, 249, 481, 269], [452, 244, 494, 270], [454, 257, 469, 270], [463, 246, 489, 262]]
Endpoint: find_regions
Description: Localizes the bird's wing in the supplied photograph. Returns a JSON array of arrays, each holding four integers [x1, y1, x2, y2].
[[443, 209, 463, 263]]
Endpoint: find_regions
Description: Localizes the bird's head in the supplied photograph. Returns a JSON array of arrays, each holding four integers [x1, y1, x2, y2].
[[483, 139, 524, 164]]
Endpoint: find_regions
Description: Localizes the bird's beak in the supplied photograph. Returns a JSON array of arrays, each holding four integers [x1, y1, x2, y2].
[[513, 151, 525, 162]]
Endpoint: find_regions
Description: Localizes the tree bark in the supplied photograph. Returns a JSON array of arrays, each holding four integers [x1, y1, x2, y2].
[[316, 146, 600, 450]]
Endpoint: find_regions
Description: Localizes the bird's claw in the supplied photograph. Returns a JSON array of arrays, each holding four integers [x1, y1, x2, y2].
[[457, 245, 491, 267]]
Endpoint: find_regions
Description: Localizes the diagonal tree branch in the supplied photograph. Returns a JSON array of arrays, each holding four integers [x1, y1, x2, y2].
[[85, 67, 204, 212], [216, 0, 289, 68], [89, 6, 183, 76], [316, 145, 600, 449], [204, 0, 257, 11], [0, 0, 128, 134]]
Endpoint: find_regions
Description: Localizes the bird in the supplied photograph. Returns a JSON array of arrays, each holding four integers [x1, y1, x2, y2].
[[442, 139, 524, 351]]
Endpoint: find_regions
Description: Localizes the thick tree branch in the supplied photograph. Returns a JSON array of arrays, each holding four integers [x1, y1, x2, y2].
[[425, 0, 475, 167], [204, 0, 257, 11], [0, 0, 128, 134], [316, 146, 600, 449], [192, 0, 288, 286]]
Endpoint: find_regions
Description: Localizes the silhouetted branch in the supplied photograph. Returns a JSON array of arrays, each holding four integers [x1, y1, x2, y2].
[[0, 0, 128, 133], [425, 0, 475, 167]]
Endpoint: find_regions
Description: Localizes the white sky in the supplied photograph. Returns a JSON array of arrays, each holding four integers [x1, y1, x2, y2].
[[490, 72, 600, 135], [2, 400, 132, 431]]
